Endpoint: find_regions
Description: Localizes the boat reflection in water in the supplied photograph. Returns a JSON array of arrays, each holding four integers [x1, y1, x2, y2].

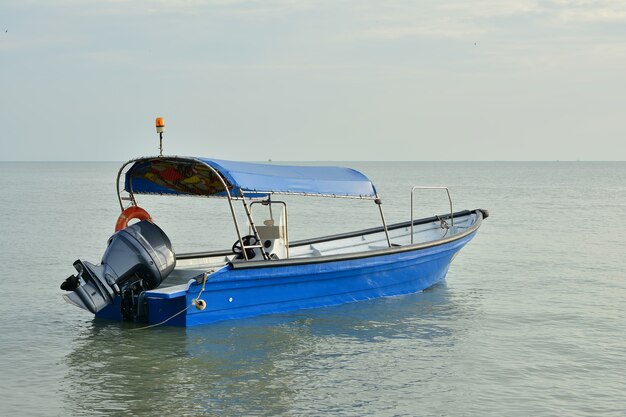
[[62, 281, 479, 415]]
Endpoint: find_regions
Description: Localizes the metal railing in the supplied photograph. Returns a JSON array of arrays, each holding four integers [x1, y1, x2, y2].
[[410, 186, 454, 244]]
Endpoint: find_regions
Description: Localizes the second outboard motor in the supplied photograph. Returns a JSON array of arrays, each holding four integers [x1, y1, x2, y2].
[[61, 220, 176, 319]]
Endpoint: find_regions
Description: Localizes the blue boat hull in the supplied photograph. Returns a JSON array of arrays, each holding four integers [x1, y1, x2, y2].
[[135, 230, 477, 327]]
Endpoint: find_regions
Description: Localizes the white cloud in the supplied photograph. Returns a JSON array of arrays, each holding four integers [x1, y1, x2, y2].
[[344, 0, 626, 43], [560, 7, 626, 22], [61, 0, 324, 18], [345, 1, 545, 41]]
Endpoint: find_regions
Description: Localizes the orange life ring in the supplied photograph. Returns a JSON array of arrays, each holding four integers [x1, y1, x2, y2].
[[115, 206, 153, 232]]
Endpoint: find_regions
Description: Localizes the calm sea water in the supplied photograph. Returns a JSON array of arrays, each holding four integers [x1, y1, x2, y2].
[[0, 161, 624, 416]]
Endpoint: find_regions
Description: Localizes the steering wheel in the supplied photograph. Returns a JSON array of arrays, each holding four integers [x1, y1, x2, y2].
[[232, 235, 260, 260]]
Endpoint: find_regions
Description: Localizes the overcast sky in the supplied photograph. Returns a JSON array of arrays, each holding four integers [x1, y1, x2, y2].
[[1, 0, 625, 161]]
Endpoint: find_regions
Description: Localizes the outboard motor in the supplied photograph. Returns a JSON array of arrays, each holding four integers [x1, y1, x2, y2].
[[60, 220, 176, 319]]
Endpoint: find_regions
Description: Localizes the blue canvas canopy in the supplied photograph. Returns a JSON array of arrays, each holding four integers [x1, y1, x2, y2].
[[124, 157, 378, 199]]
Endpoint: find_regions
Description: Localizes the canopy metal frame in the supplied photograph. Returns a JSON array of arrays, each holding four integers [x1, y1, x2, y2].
[[116, 156, 392, 261]]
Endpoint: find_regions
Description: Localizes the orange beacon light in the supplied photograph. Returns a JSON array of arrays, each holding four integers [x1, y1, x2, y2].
[[156, 117, 165, 133], [156, 117, 165, 156]]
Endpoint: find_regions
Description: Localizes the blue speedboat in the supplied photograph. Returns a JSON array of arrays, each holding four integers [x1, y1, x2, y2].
[[61, 155, 488, 327]]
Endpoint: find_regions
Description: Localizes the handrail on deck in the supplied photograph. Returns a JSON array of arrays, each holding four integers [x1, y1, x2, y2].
[[410, 186, 454, 244]]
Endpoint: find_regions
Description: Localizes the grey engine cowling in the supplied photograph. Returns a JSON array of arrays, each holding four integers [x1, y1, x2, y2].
[[61, 220, 176, 316]]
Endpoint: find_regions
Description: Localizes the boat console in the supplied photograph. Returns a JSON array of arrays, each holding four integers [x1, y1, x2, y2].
[[255, 219, 288, 259], [248, 201, 289, 260]]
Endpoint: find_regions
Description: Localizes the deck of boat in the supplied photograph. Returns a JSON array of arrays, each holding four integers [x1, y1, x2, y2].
[[154, 211, 478, 293]]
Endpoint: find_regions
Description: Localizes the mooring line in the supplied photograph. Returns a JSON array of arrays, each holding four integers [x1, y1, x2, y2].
[[131, 272, 208, 331]]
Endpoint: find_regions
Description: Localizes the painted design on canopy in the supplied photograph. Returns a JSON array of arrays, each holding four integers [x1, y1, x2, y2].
[[126, 158, 231, 197], [125, 157, 378, 198]]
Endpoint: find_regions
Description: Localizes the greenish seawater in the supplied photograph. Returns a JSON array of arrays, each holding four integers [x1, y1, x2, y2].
[[0, 161, 624, 416]]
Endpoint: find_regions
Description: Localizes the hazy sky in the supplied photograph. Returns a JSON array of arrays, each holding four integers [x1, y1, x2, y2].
[[1, 0, 625, 161]]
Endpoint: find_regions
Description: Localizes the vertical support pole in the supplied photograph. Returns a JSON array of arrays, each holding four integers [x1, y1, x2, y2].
[[159, 132, 163, 156], [226, 193, 247, 260], [192, 158, 246, 262], [241, 196, 269, 260], [116, 159, 138, 211], [283, 204, 290, 259], [410, 190, 415, 244], [268, 195, 274, 223], [375, 197, 392, 248]]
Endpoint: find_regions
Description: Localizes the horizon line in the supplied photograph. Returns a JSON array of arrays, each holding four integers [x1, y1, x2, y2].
[[1, 159, 625, 163]]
